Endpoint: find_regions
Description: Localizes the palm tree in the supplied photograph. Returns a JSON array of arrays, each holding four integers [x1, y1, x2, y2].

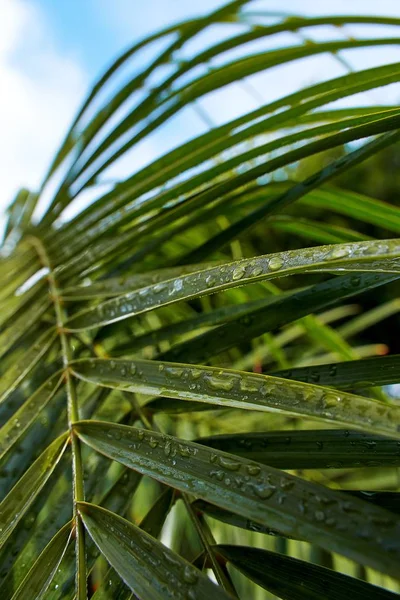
[[1, 1, 400, 598]]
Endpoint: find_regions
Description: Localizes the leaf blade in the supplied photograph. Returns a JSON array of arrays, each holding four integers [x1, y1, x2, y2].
[[78, 501, 233, 600], [74, 420, 400, 578]]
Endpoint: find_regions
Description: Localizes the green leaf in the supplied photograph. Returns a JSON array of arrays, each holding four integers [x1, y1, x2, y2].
[[184, 131, 400, 263], [196, 429, 400, 469], [139, 487, 174, 537], [0, 373, 64, 459], [301, 187, 400, 234], [272, 354, 400, 389], [66, 239, 400, 331], [11, 520, 73, 600], [192, 499, 296, 539], [215, 545, 399, 600], [266, 215, 369, 244], [160, 272, 398, 364], [0, 433, 69, 548], [71, 358, 400, 438], [113, 293, 285, 355], [74, 420, 400, 578], [0, 329, 58, 405], [78, 501, 233, 600]]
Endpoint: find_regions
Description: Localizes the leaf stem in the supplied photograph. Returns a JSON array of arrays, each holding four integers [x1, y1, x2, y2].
[[26, 235, 87, 599]]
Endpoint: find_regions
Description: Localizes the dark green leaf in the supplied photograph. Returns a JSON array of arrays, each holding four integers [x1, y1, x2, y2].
[[11, 521, 73, 600], [78, 501, 233, 600], [74, 420, 400, 577], [0, 433, 69, 548], [215, 545, 399, 599], [196, 429, 400, 469]]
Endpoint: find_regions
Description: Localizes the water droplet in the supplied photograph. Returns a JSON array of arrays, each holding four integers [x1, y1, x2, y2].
[[322, 392, 341, 410], [252, 483, 276, 499], [218, 456, 241, 471], [328, 246, 348, 260], [182, 565, 198, 584], [210, 469, 225, 481], [329, 365, 337, 377], [130, 363, 136, 375], [149, 437, 159, 448], [251, 265, 263, 276], [154, 283, 167, 294], [165, 366, 184, 379], [315, 510, 325, 522], [205, 375, 234, 392], [240, 379, 259, 393], [110, 360, 116, 370], [268, 256, 284, 271], [179, 445, 191, 457], [205, 275, 216, 288], [232, 265, 246, 280], [164, 441, 172, 457], [280, 478, 294, 490], [247, 465, 261, 476], [173, 278, 183, 292], [137, 429, 145, 440]]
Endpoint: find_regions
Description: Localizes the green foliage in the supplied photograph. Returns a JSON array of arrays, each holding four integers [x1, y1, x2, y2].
[[1, 2, 400, 598]]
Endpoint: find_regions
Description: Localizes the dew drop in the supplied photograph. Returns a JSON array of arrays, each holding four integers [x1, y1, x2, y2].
[[232, 265, 246, 280], [251, 265, 263, 276], [164, 441, 172, 457], [252, 483, 276, 499], [165, 366, 184, 379], [322, 392, 341, 410], [179, 445, 191, 458], [205, 275, 216, 288], [173, 278, 183, 292], [268, 256, 284, 271], [247, 465, 261, 476], [328, 246, 348, 260], [182, 565, 198, 584], [240, 379, 259, 393], [218, 456, 241, 471], [205, 375, 234, 392]]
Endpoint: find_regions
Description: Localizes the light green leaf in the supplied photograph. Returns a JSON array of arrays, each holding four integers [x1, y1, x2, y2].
[[66, 239, 400, 331]]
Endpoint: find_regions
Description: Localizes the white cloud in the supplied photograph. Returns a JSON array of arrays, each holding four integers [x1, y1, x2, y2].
[[0, 0, 86, 222]]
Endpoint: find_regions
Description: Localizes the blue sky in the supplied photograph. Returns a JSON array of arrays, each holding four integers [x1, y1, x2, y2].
[[1, 0, 400, 223]]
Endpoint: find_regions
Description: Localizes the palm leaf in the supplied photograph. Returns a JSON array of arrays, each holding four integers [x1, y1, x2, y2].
[[2, 3, 400, 598]]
